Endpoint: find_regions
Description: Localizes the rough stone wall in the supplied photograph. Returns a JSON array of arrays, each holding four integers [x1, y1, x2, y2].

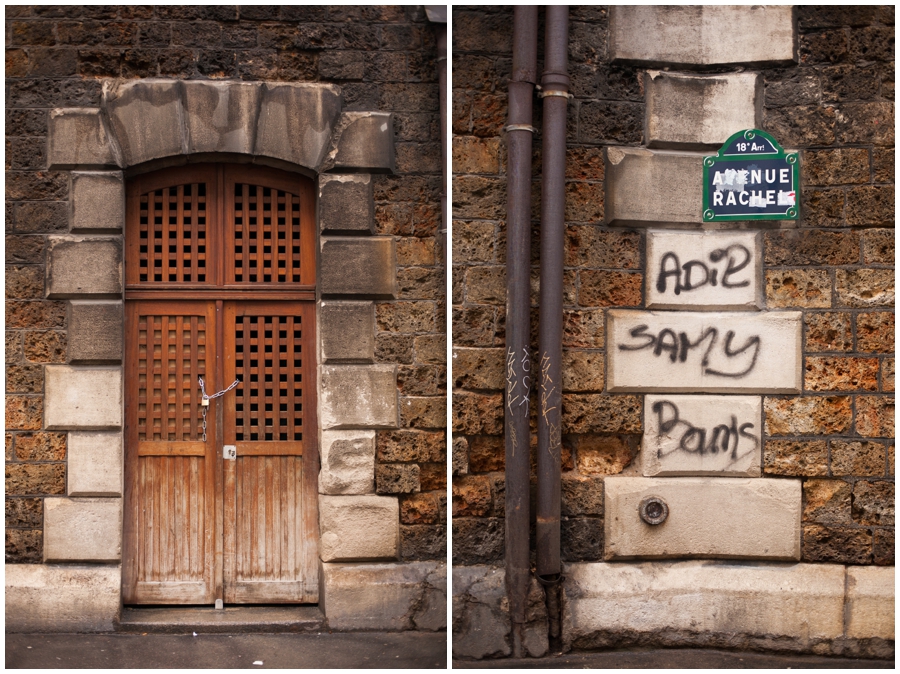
[[6, 5, 445, 563], [451, 4, 893, 568]]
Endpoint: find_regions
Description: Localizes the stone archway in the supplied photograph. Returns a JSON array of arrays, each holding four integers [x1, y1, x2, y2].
[[35, 78, 405, 624]]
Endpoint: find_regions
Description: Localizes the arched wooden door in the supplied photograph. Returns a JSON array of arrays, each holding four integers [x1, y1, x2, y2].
[[122, 164, 318, 605]]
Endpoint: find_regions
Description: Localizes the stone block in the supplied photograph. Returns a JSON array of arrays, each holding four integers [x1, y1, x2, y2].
[[68, 301, 123, 363], [607, 310, 802, 393], [320, 365, 398, 429], [564, 561, 844, 647], [765, 396, 852, 436], [451, 438, 469, 477], [609, 6, 796, 67], [322, 112, 396, 173], [318, 430, 376, 495], [45, 366, 122, 430], [642, 395, 762, 476], [764, 440, 828, 477], [646, 71, 760, 148], [646, 230, 762, 310], [105, 79, 186, 167], [44, 497, 122, 562], [46, 238, 122, 298], [605, 148, 705, 227], [255, 83, 342, 170], [67, 431, 122, 496], [319, 301, 375, 363], [321, 561, 445, 631], [70, 172, 124, 233], [48, 108, 119, 168], [604, 477, 801, 560], [319, 174, 375, 234], [375, 463, 420, 494], [5, 564, 121, 633], [319, 494, 399, 562], [320, 238, 397, 298], [452, 565, 511, 659], [846, 566, 895, 640], [182, 80, 261, 155]]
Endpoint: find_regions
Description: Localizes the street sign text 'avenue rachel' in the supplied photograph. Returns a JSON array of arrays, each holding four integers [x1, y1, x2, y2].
[[702, 129, 799, 222]]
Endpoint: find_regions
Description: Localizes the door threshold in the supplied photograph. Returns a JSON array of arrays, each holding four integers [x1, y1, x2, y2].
[[117, 605, 325, 634]]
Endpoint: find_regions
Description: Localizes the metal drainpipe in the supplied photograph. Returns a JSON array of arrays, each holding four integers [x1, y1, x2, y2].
[[536, 4, 568, 634], [425, 7, 447, 275], [504, 5, 538, 660]]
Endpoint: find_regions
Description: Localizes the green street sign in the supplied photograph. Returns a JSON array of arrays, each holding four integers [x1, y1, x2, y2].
[[702, 129, 799, 222]]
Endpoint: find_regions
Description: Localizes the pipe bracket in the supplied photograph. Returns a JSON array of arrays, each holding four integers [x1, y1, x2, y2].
[[538, 90, 573, 99], [504, 124, 537, 133]]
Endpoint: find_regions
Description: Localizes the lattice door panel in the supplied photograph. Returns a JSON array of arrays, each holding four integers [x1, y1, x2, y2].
[[135, 312, 209, 451], [225, 166, 316, 287], [126, 165, 218, 287], [123, 301, 218, 605], [223, 301, 318, 603]]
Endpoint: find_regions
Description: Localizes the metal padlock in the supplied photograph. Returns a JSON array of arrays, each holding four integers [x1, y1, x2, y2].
[[201, 398, 209, 407]]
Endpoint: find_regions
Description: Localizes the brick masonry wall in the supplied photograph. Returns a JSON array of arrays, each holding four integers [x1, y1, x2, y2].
[[451, 5, 893, 566], [6, 5, 445, 563]]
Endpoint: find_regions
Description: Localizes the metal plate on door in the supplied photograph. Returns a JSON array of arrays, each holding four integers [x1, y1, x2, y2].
[[224, 445, 236, 460]]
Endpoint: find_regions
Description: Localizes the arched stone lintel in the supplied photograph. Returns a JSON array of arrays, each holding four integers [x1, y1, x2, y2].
[[48, 79, 397, 176]]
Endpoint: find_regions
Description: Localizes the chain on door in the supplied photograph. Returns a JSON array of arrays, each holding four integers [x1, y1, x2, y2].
[[122, 165, 318, 605]]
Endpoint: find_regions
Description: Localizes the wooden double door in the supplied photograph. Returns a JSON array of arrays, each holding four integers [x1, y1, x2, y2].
[[122, 165, 318, 605]]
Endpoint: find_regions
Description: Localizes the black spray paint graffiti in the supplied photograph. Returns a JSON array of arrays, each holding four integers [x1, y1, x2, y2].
[[506, 346, 531, 456], [618, 324, 761, 378], [651, 400, 758, 464], [655, 244, 752, 295]]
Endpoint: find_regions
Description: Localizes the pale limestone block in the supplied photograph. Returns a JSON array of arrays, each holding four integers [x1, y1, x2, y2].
[[68, 301, 123, 363], [44, 497, 122, 562], [321, 561, 445, 630], [320, 365, 398, 429], [67, 431, 123, 496], [48, 108, 120, 168], [321, 112, 396, 173], [564, 561, 844, 644], [605, 148, 705, 227], [646, 71, 760, 148], [319, 430, 376, 495], [646, 230, 762, 310], [255, 83, 342, 170], [452, 565, 512, 659], [46, 237, 122, 299], [604, 476, 801, 560], [319, 301, 375, 363], [182, 80, 261, 155], [319, 174, 375, 234], [320, 237, 397, 299], [5, 564, 121, 633], [846, 566, 895, 640], [45, 366, 123, 430], [104, 79, 186, 167], [642, 395, 762, 476], [319, 494, 399, 561], [610, 6, 796, 66], [607, 310, 802, 393], [70, 172, 125, 232]]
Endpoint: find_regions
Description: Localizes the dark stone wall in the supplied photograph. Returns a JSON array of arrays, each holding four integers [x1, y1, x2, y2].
[[6, 6, 445, 563], [451, 5, 894, 566]]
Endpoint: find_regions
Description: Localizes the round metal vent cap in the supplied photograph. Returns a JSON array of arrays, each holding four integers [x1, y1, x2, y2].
[[639, 496, 669, 525]]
